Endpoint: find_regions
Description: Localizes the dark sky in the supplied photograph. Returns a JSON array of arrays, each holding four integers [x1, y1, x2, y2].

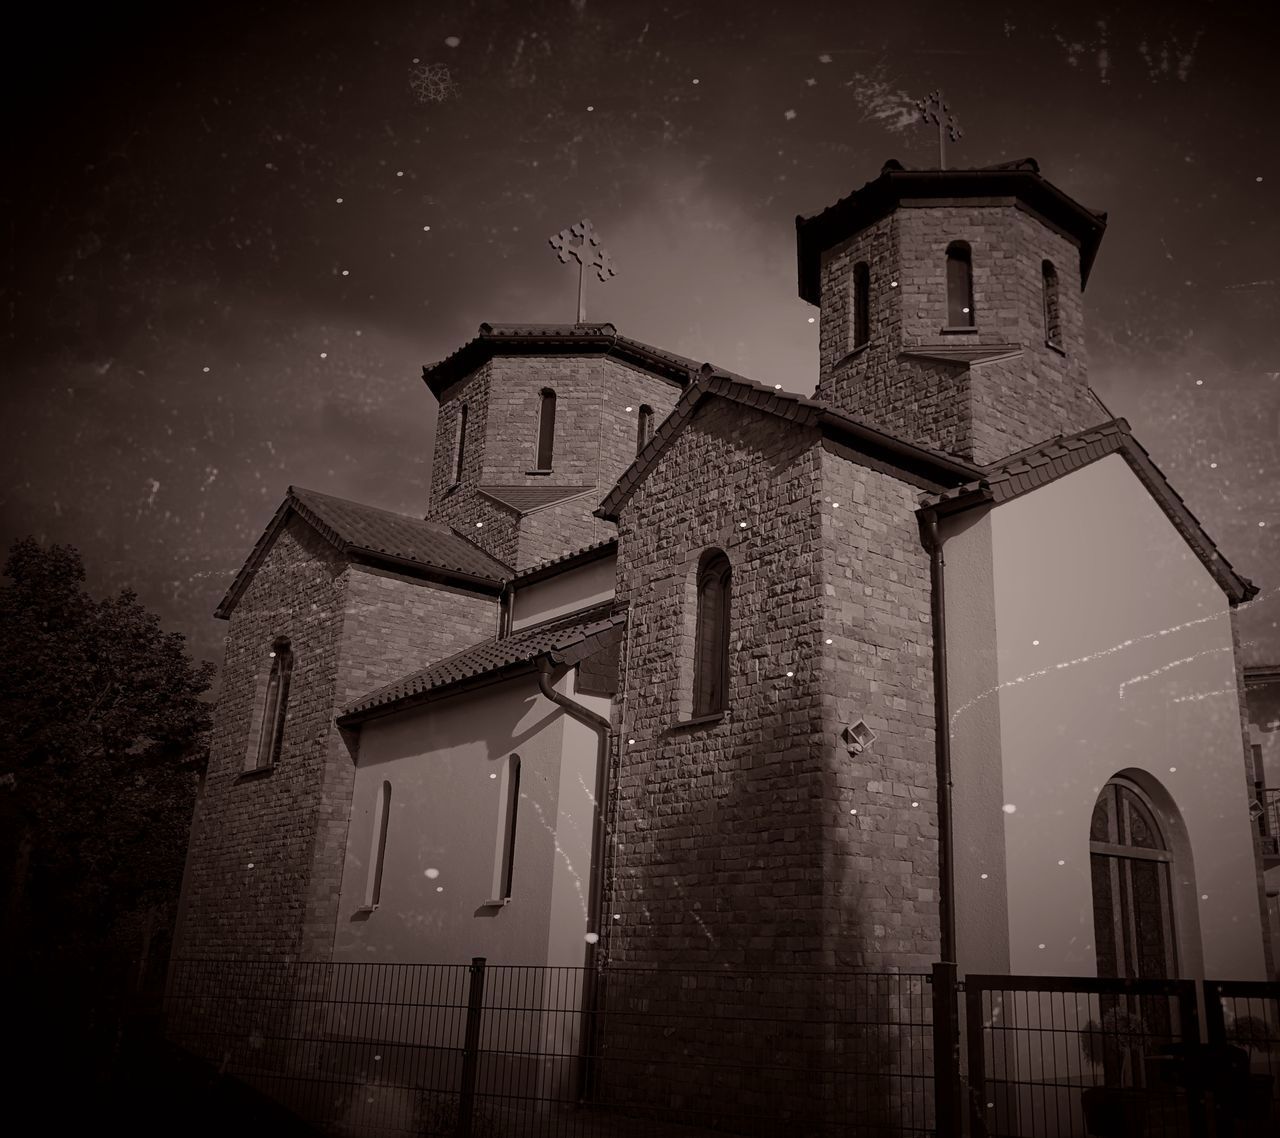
[[3, 0, 1276, 678]]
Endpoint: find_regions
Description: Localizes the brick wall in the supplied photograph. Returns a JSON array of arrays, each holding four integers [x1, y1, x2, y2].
[[816, 443, 939, 970], [609, 395, 829, 967], [175, 517, 350, 961], [430, 353, 681, 572], [175, 519, 500, 963], [816, 202, 1102, 464]]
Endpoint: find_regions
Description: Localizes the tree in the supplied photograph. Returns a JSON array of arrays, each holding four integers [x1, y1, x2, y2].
[[0, 537, 214, 1005]]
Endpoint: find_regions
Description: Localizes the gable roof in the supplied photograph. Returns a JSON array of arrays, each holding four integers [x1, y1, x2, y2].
[[339, 601, 626, 724], [796, 158, 1109, 305], [478, 484, 598, 514], [920, 420, 1257, 605], [215, 487, 511, 619], [595, 364, 980, 522], [422, 323, 700, 399]]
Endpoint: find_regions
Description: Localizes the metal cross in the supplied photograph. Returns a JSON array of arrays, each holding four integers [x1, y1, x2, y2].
[[916, 89, 963, 168], [548, 219, 616, 323]]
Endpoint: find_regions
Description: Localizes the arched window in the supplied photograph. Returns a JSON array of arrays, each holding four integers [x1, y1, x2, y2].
[[1089, 778, 1178, 980], [636, 405, 655, 455], [253, 638, 293, 769], [493, 754, 521, 900], [452, 402, 468, 485], [536, 389, 557, 470], [693, 551, 732, 717], [1042, 260, 1062, 348], [946, 241, 975, 327], [851, 261, 871, 349], [365, 780, 391, 909]]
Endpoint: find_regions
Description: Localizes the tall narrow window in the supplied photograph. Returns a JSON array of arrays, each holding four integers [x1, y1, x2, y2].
[[493, 754, 521, 900], [851, 261, 870, 349], [536, 389, 557, 470], [693, 550, 732, 717], [365, 780, 391, 909], [1042, 260, 1062, 348], [946, 241, 975, 327], [452, 402, 468, 485], [253, 638, 293, 769], [636, 405, 654, 455]]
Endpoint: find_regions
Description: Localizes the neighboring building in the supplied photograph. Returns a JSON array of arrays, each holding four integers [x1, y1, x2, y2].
[[171, 159, 1273, 1108]]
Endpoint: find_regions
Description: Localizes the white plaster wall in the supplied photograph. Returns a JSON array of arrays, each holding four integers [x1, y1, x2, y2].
[[947, 454, 1266, 981], [511, 555, 616, 630], [333, 668, 602, 970]]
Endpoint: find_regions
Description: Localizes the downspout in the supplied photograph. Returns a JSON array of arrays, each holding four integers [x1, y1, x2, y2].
[[921, 509, 961, 1136], [921, 512, 957, 964], [535, 656, 611, 1102]]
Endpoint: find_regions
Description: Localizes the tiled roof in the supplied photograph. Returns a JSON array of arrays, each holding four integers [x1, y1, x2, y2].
[[478, 484, 597, 514], [422, 323, 700, 398], [920, 421, 1257, 605], [340, 602, 626, 722], [512, 537, 618, 583], [595, 364, 979, 521], [796, 157, 1108, 304], [215, 487, 511, 619]]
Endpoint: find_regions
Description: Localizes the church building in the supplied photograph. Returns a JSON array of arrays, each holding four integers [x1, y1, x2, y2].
[[172, 158, 1272, 1005]]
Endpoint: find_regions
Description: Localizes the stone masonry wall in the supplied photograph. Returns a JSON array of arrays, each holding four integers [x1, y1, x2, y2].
[[431, 352, 681, 573], [815, 201, 1103, 463], [175, 516, 350, 961], [816, 443, 940, 970], [608, 396, 829, 968]]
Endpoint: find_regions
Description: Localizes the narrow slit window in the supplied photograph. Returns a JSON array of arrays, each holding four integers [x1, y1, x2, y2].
[[494, 754, 521, 900], [452, 402, 468, 485], [946, 241, 975, 327], [693, 550, 732, 717], [1042, 260, 1062, 348], [366, 780, 391, 908], [852, 261, 870, 349], [636, 405, 654, 455], [536, 389, 557, 470], [253, 638, 293, 769]]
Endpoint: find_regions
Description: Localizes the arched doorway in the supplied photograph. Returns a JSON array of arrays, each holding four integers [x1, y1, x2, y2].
[[1089, 777, 1179, 980]]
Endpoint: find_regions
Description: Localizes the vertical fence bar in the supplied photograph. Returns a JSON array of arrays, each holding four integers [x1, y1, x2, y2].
[[964, 980, 988, 1138], [1198, 980, 1224, 1138], [456, 956, 486, 1138], [932, 961, 961, 1137]]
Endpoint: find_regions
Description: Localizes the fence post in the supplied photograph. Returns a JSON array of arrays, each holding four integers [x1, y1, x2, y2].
[[1197, 980, 1224, 1138], [457, 957, 486, 1138], [932, 961, 961, 1137], [964, 979, 988, 1138]]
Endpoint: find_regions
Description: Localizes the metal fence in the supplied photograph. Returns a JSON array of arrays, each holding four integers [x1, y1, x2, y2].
[[165, 958, 935, 1138], [963, 975, 1280, 1138]]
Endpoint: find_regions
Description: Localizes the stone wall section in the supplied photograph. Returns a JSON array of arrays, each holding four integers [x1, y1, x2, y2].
[[608, 396, 829, 967], [175, 517, 350, 960], [815, 202, 1104, 464], [816, 444, 940, 971]]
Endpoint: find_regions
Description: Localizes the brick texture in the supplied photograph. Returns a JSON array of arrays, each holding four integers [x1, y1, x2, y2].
[[815, 202, 1102, 464], [427, 354, 681, 572], [173, 516, 497, 962]]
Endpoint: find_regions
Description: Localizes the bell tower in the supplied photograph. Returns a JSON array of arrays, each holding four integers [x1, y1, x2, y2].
[[797, 159, 1108, 465]]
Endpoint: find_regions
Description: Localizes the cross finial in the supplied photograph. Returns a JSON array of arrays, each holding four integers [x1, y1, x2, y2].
[[916, 89, 963, 168], [548, 219, 616, 323]]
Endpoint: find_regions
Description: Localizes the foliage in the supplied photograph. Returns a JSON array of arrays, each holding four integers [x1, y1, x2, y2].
[[0, 537, 215, 989]]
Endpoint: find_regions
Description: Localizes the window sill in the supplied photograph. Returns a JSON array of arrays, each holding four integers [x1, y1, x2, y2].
[[481, 898, 511, 908], [525, 469, 553, 476], [1045, 339, 1066, 356], [834, 343, 870, 370], [236, 765, 275, 782], [939, 326, 978, 334], [354, 904, 379, 914], [672, 711, 727, 729]]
